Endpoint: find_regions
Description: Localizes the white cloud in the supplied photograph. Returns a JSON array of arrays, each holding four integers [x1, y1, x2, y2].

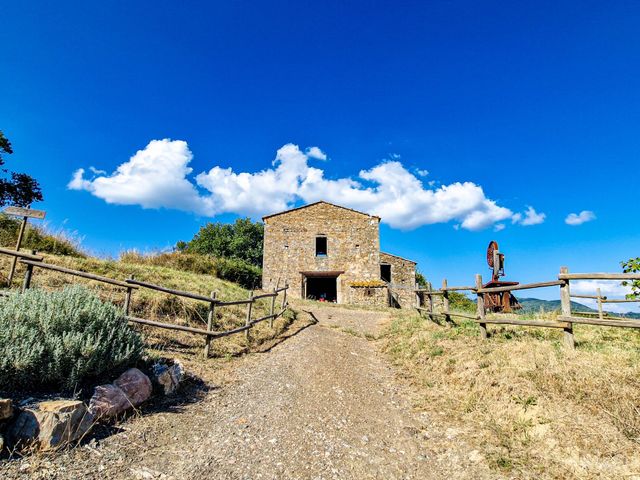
[[570, 280, 638, 313], [69, 139, 536, 231], [305, 146, 327, 160], [68, 139, 210, 215], [415, 168, 429, 177], [565, 210, 596, 226], [512, 206, 546, 226], [494, 223, 506, 232]]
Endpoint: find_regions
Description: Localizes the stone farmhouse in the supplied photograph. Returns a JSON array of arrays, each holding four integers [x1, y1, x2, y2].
[[262, 201, 418, 308]]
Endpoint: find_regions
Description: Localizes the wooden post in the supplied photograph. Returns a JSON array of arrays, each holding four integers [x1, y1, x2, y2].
[[559, 266, 575, 349], [124, 275, 135, 316], [204, 291, 217, 358], [442, 278, 450, 323], [245, 290, 254, 341], [21, 250, 35, 293], [428, 282, 434, 321], [7, 216, 28, 286], [475, 274, 487, 339], [269, 287, 277, 328], [281, 284, 288, 310], [596, 287, 603, 320]]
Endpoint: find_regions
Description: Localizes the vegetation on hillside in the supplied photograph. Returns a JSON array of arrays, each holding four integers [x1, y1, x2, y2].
[[0, 286, 143, 394], [0, 130, 43, 207], [0, 252, 295, 360], [0, 214, 84, 257], [384, 313, 640, 477], [177, 217, 263, 267]]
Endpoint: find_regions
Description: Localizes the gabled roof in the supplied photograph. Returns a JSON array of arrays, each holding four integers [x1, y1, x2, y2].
[[380, 251, 417, 265], [262, 201, 381, 221]]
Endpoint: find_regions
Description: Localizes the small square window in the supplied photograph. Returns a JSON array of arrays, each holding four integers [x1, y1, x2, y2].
[[316, 236, 327, 256]]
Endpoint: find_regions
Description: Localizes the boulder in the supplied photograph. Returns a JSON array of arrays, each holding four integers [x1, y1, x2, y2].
[[89, 384, 131, 418], [151, 361, 184, 395], [0, 398, 12, 421], [114, 368, 152, 406], [8, 400, 94, 450]]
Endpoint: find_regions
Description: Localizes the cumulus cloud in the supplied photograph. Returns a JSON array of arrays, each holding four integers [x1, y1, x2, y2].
[[512, 206, 546, 226], [69, 139, 537, 231], [565, 210, 596, 226], [570, 280, 637, 313], [305, 146, 327, 160]]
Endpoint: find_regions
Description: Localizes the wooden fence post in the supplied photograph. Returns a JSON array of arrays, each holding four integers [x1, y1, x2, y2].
[[245, 290, 254, 341], [269, 287, 277, 328], [7, 215, 28, 287], [21, 250, 36, 293], [281, 284, 288, 310], [428, 282, 434, 321], [204, 291, 217, 358], [560, 266, 575, 349], [442, 278, 450, 323], [124, 274, 135, 316], [596, 287, 603, 320], [475, 274, 487, 339]]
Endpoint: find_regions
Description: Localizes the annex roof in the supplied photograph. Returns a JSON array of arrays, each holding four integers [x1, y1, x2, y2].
[[380, 251, 417, 265], [262, 201, 381, 221]]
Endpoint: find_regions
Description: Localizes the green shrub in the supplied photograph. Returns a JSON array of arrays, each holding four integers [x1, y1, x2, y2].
[[0, 286, 144, 393], [213, 257, 262, 289]]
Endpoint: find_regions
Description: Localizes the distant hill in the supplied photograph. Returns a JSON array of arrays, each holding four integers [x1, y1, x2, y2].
[[516, 297, 640, 319]]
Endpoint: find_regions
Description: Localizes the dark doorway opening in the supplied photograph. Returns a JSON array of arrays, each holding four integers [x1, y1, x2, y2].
[[306, 276, 337, 302], [380, 264, 391, 283]]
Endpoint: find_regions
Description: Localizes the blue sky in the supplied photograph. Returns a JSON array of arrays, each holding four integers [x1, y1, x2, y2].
[[1, 1, 638, 307]]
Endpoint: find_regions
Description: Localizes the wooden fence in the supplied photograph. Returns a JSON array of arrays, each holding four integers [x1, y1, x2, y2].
[[415, 267, 640, 349], [0, 247, 289, 358]]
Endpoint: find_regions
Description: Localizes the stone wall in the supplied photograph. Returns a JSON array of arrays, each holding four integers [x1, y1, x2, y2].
[[348, 285, 388, 308], [262, 202, 381, 303], [380, 252, 417, 308]]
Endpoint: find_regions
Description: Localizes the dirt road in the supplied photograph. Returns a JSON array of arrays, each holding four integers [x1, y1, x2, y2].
[[2, 305, 493, 479]]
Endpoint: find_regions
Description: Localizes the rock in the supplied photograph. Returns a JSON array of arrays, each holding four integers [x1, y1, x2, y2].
[[114, 368, 152, 406], [0, 398, 12, 421], [89, 384, 132, 418], [8, 400, 94, 450], [151, 360, 184, 395]]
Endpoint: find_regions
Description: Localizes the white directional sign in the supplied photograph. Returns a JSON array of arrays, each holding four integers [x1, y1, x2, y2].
[[3, 206, 46, 220]]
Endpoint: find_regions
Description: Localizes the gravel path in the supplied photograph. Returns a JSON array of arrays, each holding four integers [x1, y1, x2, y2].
[[2, 305, 493, 479]]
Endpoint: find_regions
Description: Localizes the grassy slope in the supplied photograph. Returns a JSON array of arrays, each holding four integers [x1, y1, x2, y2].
[[383, 310, 640, 478], [0, 252, 296, 359]]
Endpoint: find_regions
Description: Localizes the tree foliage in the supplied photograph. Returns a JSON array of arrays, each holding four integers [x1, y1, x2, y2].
[[621, 257, 640, 298], [0, 131, 43, 207], [178, 218, 264, 267]]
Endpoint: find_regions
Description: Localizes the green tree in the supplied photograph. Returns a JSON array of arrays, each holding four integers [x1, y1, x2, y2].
[[0, 131, 43, 207], [180, 218, 264, 267], [415, 270, 428, 288], [621, 257, 640, 298]]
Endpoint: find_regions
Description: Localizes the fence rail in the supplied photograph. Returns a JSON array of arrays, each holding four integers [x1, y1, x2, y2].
[[0, 249, 289, 358], [415, 267, 640, 348]]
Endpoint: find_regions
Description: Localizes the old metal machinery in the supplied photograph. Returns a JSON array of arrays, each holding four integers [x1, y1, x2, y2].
[[483, 240, 521, 313]]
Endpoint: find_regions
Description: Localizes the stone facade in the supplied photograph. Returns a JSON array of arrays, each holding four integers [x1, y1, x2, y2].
[[349, 285, 388, 308], [380, 252, 418, 308], [262, 201, 418, 308]]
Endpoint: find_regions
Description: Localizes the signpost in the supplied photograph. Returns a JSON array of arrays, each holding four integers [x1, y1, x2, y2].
[[3, 206, 46, 286]]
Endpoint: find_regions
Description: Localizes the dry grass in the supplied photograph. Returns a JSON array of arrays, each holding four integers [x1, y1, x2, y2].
[[0, 252, 296, 362], [383, 310, 640, 479]]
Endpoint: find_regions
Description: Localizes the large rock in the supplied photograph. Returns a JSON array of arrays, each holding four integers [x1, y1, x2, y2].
[[89, 384, 131, 418], [151, 361, 184, 395], [114, 368, 152, 406], [8, 400, 94, 450], [0, 398, 12, 421]]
